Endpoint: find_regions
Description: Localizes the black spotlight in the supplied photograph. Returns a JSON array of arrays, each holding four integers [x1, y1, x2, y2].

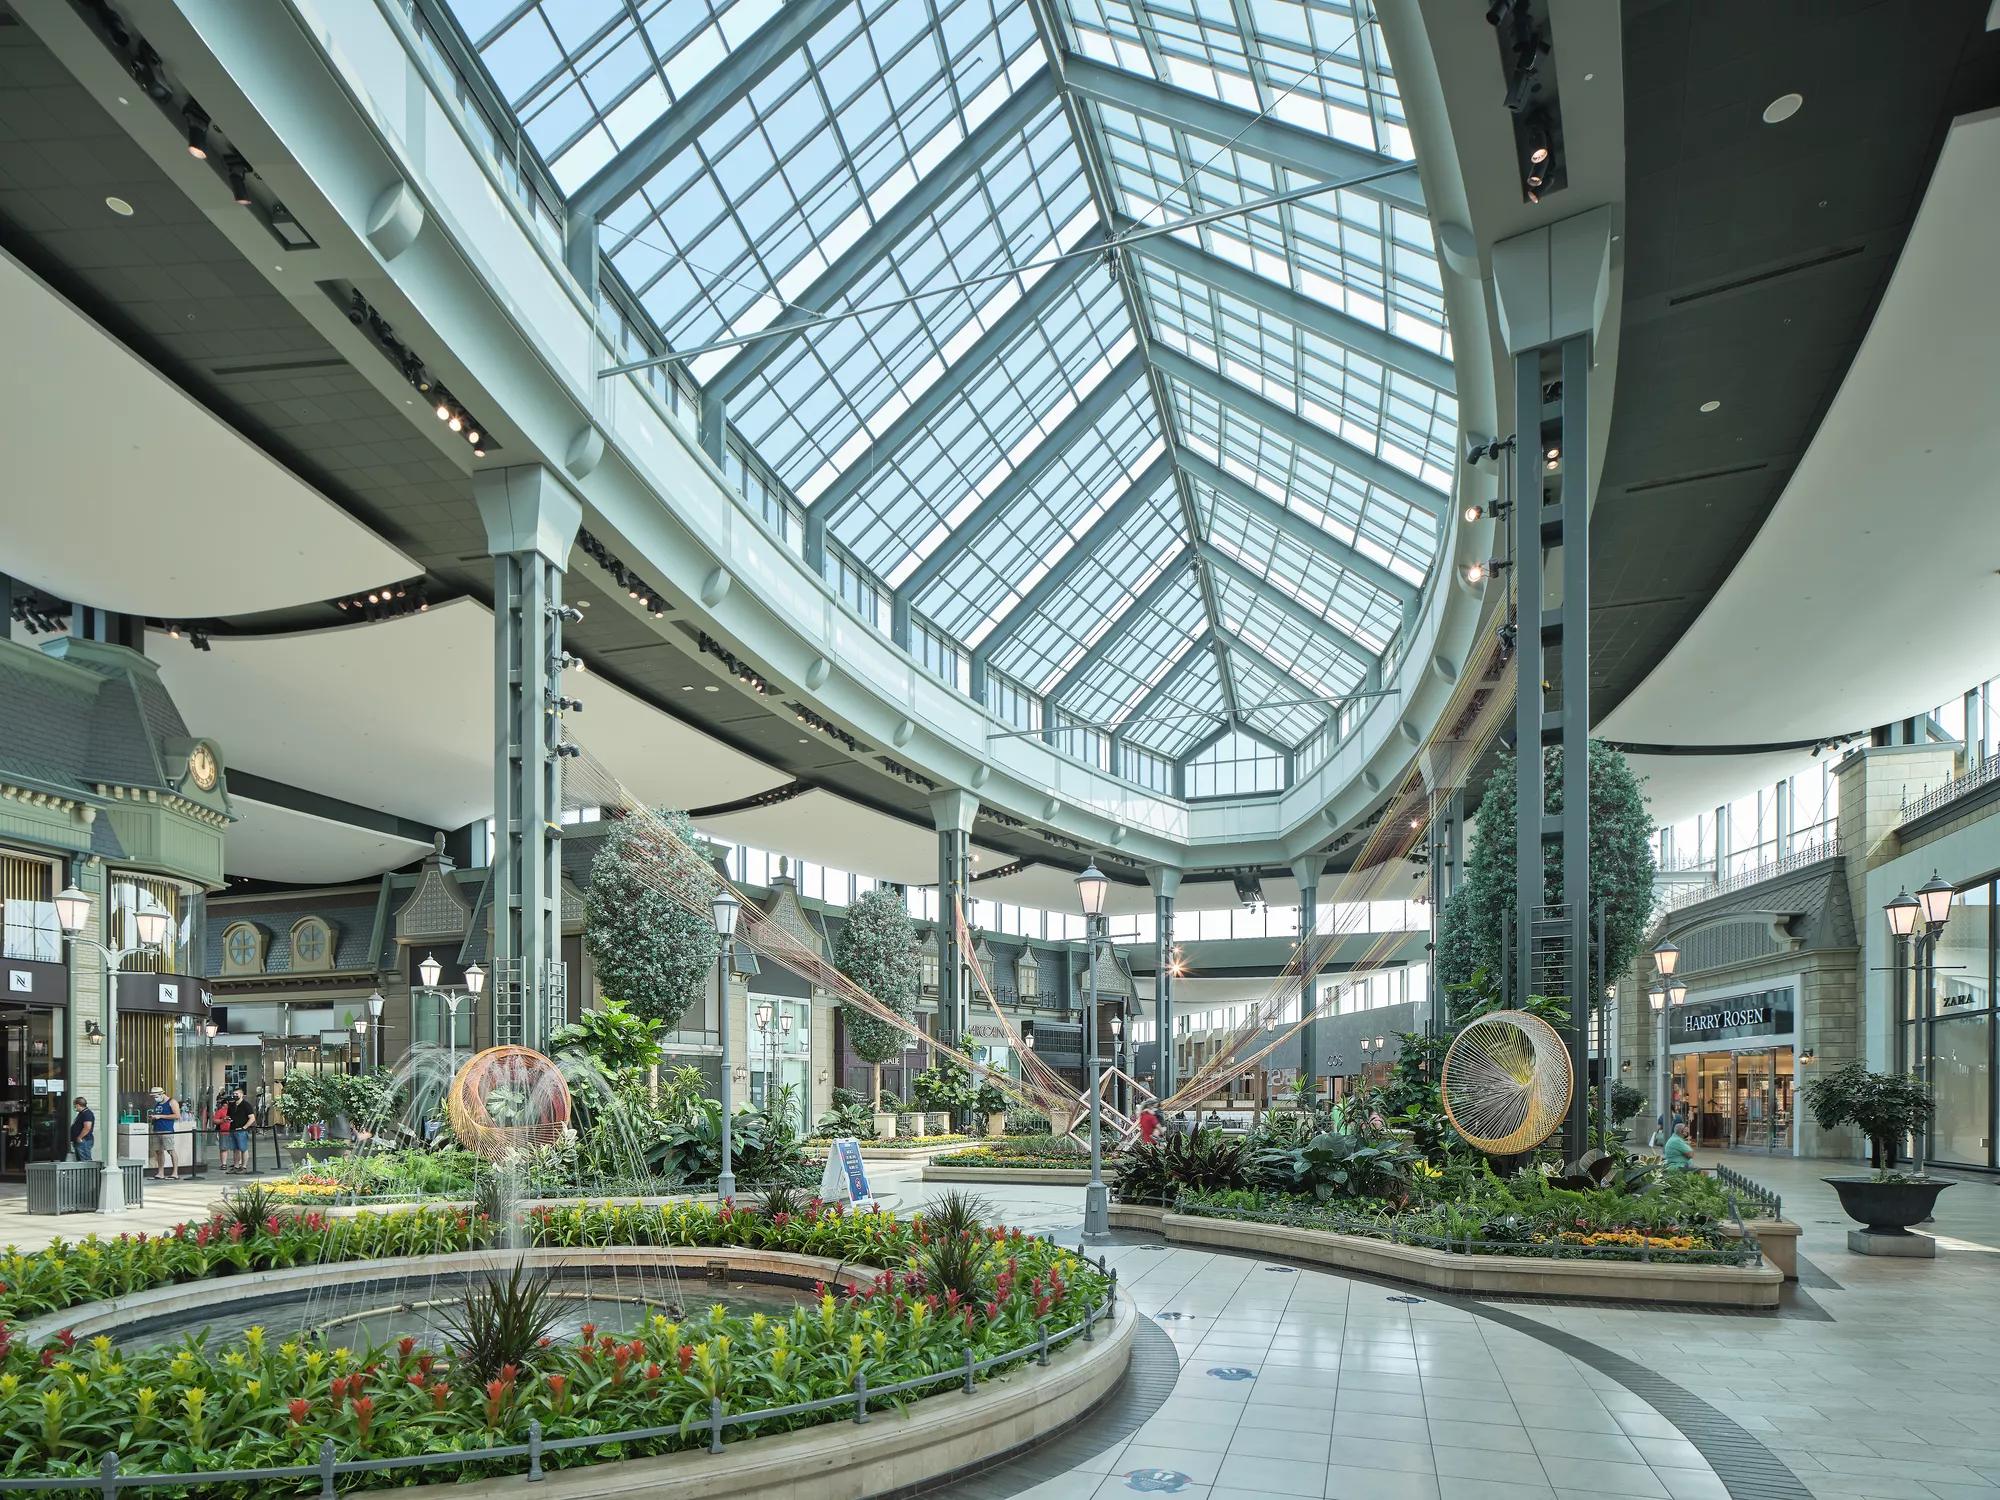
[[183, 103, 210, 161], [225, 155, 253, 206], [347, 290, 368, 325], [130, 45, 171, 101]]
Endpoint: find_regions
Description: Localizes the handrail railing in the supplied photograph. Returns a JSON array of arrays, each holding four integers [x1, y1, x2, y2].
[[0, 1263, 1119, 1496], [1901, 751, 2000, 824], [1651, 838, 1843, 921], [1714, 1163, 1783, 1220]]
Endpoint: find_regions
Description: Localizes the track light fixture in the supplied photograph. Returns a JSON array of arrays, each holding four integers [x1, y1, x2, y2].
[[551, 743, 581, 759], [548, 604, 584, 624], [1462, 558, 1511, 585], [130, 45, 171, 101], [183, 103, 210, 160], [225, 155, 253, 206], [1465, 434, 1515, 465]]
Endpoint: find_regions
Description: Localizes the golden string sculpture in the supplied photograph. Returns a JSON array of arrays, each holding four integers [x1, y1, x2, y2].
[[556, 751, 1050, 1118], [1439, 1010, 1573, 1155], [1161, 627, 1517, 1113], [952, 898, 1091, 1132], [446, 1045, 573, 1159]]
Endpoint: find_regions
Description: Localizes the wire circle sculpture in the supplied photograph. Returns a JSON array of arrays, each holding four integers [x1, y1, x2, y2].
[[445, 1045, 573, 1160], [1440, 1011, 1573, 1155]]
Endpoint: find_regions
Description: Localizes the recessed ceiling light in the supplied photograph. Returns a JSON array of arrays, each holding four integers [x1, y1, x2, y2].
[[105, 196, 134, 216], [116, 96, 130, 106], [703, 684, 719, 692], [1699, 400, 1722, 413], [1762, 92, 1804, 125]]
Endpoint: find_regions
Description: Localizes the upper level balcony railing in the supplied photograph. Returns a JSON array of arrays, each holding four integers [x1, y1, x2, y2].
[[1650, 837, 1844, 923], [1901, 752, 2000, 824]]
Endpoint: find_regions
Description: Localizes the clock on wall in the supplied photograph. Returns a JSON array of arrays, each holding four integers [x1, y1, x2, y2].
[[188, 743, 218, 792]]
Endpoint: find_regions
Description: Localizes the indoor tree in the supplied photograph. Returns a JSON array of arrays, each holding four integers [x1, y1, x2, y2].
[[1802, 1062, 1936, 1170], [1435, 740, 1656, 1020], [582, 808, 721, 1034], [831, 885, 921, 1113]]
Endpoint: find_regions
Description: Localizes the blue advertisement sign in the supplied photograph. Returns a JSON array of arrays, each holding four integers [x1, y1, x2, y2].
[[819, 1136, 876, 1209]]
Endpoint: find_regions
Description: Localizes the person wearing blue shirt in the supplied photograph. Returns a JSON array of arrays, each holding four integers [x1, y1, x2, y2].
[[147, 1086, 182, 1181]]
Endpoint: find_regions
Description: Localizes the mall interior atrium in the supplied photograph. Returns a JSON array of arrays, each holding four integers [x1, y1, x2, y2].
[[1, 0, 1999, 1497]]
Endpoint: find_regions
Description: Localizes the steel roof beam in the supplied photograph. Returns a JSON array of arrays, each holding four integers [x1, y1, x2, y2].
[[971, 448, 1178, 671], [1118, 631, 1218, 744], [1061, 54, 1423, 214], [1176, 446, 1416, 606], [1045, 550, 1197, 705], [1149, 343, 1447, 517], [807, 221, 1110, 520], [709, 69, 1061, 403], [1199, 542, 1378, 670], [1131, 230, 1455, 393], [1215, 626, 1335, 741], [896, 349, 1149, 599], [565, 0, 848, 275]]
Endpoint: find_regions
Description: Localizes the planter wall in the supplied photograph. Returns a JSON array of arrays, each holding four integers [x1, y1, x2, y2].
[[1157, 1214, 1782, 1308], [923, 1165, 1095, 1185]]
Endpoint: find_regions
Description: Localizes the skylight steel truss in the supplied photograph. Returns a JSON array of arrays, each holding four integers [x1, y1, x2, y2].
[[472, 0, 1459, 791]]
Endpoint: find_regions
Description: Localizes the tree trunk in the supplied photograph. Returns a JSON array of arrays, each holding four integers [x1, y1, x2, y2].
[[871, 1062, 882, 1114], [648, 1063, 659, 1107]]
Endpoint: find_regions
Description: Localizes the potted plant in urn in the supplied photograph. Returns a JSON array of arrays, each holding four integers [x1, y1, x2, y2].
[[1802, 1063, 1949, 1242]]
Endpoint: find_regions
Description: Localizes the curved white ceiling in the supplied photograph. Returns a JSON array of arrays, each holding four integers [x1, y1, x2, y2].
[[695, 790, 1008, 890], [1602, 109, 2000, 746], [154, 599, 785, 829], [227, 797, 430, 885], [0, 250, 415, 616], [1624, 748, 1826, 832]]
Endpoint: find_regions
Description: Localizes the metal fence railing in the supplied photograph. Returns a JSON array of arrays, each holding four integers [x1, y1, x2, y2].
[[1650, 838, 1843, 922], [1713, 1163, 1783, 1221], [1901, 752, 2000, 823], [0, 1264, 1119, 1497]]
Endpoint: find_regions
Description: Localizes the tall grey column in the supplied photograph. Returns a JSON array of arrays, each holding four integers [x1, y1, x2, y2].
[[1148, 866, 1180, 1099], [1427, 790, 1463, 1038], [1291, 853, 1326, 1100], [1492, 210, 1610, 1161], [474, 466, 581, 1055], [930, 790, 977, 1050]]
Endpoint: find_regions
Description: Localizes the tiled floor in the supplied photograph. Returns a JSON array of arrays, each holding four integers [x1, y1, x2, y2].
[[886, 1154, 2000, 1500]]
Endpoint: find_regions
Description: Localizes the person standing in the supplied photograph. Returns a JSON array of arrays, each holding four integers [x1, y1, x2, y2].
[[1137, 1103, 1160, 1144], [148, 1086, 181, 1181], [70, 1096, 95, 1162], [227, 1088, 255, 1173]]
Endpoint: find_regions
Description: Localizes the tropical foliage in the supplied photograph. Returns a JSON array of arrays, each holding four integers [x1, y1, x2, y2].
[[584, 808, 720, 1030], [549, 999, 663, 1081], [0, 1200, 1107, 1490], [1114, 1128, 1251, 1203]]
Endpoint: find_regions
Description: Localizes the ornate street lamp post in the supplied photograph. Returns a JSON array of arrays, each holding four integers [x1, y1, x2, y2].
[[55, 885, 168, 1213], [712, 891, 740, 1201], [1075, 861, 1109, 1239], [416, 953, 484, 1086]]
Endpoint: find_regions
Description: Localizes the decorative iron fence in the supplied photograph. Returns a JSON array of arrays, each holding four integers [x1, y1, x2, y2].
[[0, 1268, 1119, 1497], [1900, 752, 2000, 824], [1713, 1163, 1783, 1221], [1651, 838, 1843, 922]]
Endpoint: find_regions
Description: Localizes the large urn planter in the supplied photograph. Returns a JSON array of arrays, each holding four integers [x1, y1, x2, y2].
[[1826, 1175, 1953, 1257]]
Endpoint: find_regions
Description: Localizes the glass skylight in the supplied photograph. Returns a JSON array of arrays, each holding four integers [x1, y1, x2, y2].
[[442, 0, 1460, 785]]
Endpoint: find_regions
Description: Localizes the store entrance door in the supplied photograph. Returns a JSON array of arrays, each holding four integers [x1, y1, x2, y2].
[[0, 1010, 63, 1176]]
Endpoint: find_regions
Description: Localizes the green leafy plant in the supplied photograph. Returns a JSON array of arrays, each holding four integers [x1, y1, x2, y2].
[[911, 1058, 976, 1117], [1435, 743, 1656, 1011], [438, 1260, 564, 1383], [832, 885, 922, 1108], [1802, 1062, 1936, 1169], [583, 809, 721, 1030], [1253, 1128, 1418, 1203], [1114, 1128, 1249, 1203], [550, 999, 663, 1081]]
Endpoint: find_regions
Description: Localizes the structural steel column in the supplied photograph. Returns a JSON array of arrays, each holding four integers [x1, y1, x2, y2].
[[930, 790, 977, 1050], [1558, 335, 1592, 1161], [474, 466, 580, 1055], [1291, 853, 1326, 1100], [1148, 865, 1180, 1099], [1427, 789, 1463, 1038], [1511, 345, 1546, 1012]]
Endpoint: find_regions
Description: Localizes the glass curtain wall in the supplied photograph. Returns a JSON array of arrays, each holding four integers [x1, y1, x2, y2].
[[1923, 877, 1995, 1169]]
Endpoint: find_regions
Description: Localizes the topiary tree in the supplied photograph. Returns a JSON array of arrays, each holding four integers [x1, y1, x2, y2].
[[583, 809, 720, 1034], [831, 885, 920, 1112], [1802, 1063, 1936, 1169], [1436, 741, 1655, 1019]]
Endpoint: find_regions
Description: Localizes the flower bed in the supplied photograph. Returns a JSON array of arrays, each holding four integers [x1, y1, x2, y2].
[[1173, 1172, 1753, 1265], [932, 1136, 1104, 1170], [802, 1133, 972, 1150], [0, 1199, 1109, 1493]]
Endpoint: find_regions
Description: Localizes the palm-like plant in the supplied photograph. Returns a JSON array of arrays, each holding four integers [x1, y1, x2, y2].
[[1114, 1129, 1250, 1203], [437, 1261, 562, 1383]]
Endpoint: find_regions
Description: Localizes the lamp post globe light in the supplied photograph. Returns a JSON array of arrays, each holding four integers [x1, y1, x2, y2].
[[1074, 860, 1110, 1239], [711, 890, 741, 1201], [417, 954, 484, 1085], [55, 884, 171, 1213], [367, 991, 386, 1074], [1890, 873, 1954, 1171]]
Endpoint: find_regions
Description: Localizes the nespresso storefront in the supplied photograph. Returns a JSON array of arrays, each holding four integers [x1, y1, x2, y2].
[[1669, 981, 1800, 1155]]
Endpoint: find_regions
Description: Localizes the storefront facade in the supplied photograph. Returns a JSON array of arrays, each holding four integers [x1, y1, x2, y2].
[[1669, 979, 1801, 1154]]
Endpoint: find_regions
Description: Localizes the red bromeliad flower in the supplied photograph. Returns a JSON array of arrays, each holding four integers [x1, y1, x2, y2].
[[984, 1300, 1001, 1322], [645, 1362, 662, 1381], [546, 1373, 568, 1409], [398, 1337, 417, 1360], [579, 1323, 596, 1343], [676, 1344, 694, 1374], [351, 1395, 375, 1440], [483, 1378, 509, 1426], [289, 1398, 310, 1425], [54, 1329, 76, 1351], [38, 1348, 54, 1369], [430, 1381, 450, 1411]]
